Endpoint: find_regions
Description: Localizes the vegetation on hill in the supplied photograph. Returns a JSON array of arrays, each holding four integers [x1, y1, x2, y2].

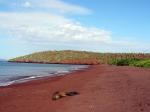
[[9, 50, 150, 67], [108, 58, 150, 68], [9, 50, 102, 65]]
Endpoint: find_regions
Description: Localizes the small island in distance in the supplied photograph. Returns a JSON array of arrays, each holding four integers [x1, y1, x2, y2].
[[9, 50, 150, 67]]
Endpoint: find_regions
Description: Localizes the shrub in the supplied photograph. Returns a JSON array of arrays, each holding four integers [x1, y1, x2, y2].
[[108, 58, 140, 66], [130, 59, 150, 68]]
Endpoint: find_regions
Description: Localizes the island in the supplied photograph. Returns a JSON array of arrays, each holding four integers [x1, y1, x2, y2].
[[9, 50, 150, 67]]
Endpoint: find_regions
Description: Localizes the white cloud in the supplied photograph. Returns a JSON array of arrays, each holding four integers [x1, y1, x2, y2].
[[0, 12, 111, 44], [33, 0, 91, 14], [0, 12, 149, 53], [22, 1, 31, 8], [2, 0, 91, 15]]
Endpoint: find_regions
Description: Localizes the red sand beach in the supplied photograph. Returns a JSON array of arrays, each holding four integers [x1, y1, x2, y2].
[[0, 65, 150, 112]]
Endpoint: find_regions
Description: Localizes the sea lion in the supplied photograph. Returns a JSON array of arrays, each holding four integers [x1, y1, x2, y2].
[[52, 91, 79, 100]]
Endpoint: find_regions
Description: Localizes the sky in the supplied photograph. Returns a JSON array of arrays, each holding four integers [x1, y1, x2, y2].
[[0, 0, 150, 59]]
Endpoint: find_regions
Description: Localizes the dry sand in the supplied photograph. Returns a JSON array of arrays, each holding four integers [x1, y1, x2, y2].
[[0, 65, 150, 112]]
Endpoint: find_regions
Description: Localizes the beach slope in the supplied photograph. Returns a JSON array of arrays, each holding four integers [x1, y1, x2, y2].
[[0, 65, 150, 112]]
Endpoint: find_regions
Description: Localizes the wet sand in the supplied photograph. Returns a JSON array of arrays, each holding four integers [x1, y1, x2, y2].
[[0, 65, 150, 112]]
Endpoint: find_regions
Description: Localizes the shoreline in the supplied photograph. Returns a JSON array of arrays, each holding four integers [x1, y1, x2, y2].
[[0, 65, 90, 88], [8, 60, 98, 65], [0, 65, 150, 112], [0, 62, 89, 87]]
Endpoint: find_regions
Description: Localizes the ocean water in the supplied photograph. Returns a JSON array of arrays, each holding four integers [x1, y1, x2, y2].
[[0, 61, 88, 86]]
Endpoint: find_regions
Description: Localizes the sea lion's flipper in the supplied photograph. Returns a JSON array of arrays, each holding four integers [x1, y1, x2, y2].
[[66, 91, 79, 96], [52, 91, 61, 100]]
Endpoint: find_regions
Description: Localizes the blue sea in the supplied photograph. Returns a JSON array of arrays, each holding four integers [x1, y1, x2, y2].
[[0, 61, 88, 86]]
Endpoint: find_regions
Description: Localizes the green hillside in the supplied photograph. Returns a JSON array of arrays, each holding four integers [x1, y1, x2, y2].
[[9, 50, 150, 67]]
